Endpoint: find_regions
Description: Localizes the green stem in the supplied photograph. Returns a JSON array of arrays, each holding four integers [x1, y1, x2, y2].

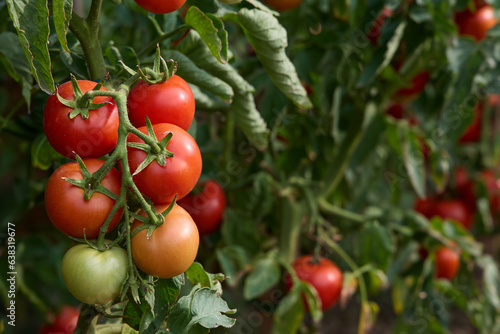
[[223, 109, 235, 167], [277, 195, 305, 264], [318, 198, 368, 223], [319, 108, 365, 199], [69, 0, 107, 80], [137, 25, 190, 58]]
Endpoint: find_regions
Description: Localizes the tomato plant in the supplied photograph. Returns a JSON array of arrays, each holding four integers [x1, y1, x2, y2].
[[133, 0, 186, 14], [177, 180, 226, 235], [44, 159, 123, 239], [131, 203, 199, 278], [415, 197, 474, 229], [61, 243, 128, 305], [286, 255, 343, 311], [127, 75, 195, 130], [127, 122, 202, 203], [43, 80, 119, 159]]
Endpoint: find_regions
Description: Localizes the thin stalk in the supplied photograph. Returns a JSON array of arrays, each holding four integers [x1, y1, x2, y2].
[[137, 25, 190, 58], [278, 195, 305, 264], [318, 198, 368, 223]]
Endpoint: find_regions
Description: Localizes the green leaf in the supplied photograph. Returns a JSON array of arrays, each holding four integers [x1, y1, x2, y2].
[[167, 286, 236, 333], [357, 221, 395, 270], [222, 209, 261, 255], [401, 129, 426, 198], [215, 246, 250, 286], [243, 257, 280, 300], [224, 9, 312, 109], [298, 282, 322, 323], [31, 134, 63, 170], [478, 255, 500, 309], [6, 0, 55, 94], [0, 32, 33, 108], [185, 7, 228, 64], [52, 0, 73, 52], [186, 262, 225, 291], [163, 50, 233, 102], [271, 288, 304, 334], [357, 20, 406, 87], [177, 31, 268, 149]]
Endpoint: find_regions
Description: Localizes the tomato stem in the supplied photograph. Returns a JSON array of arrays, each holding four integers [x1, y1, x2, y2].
[[69, 0, 107, 80]]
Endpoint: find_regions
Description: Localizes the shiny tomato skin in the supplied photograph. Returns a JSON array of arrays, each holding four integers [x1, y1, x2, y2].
[[435, 246, 460, 280], [127, 75, 195, 131], [177, 180, 226, 235], [133, 0, 186, 14], [459, 102, 483, 143], [45, 159, 123, 239], [287, 255, 343, 311], [61, 243, 128, 305], [414, 197, 437, 219], [456, 5, 498, 41], [127, 123, 202, 203], [52, 306, 79, 334], [264, 0, 303, 11], [131, 203, 199, 278], [43, 80, 119, 159], [432, 199, 474, 229]]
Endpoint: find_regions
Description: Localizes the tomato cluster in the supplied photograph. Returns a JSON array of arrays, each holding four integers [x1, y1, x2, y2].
[[39, 306, 79, 334], [42, 71, 225, 308]]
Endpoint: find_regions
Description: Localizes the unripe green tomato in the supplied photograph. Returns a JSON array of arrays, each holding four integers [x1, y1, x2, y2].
[[61, 243, 128, 305], [219, 0, 242, 3]]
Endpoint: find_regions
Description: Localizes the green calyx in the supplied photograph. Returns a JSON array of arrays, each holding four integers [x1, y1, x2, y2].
[[121, 45, 177, 85], [127, 118, 175, 176], [57, 74, 111, 120], [62, 155, 119, 202]]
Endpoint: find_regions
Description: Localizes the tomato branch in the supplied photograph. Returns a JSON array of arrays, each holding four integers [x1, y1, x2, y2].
[[69, 0, 107, 80]]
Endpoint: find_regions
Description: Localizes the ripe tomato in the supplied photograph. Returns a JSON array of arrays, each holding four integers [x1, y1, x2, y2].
[[414, 197, 474, 229], [393, 71, 430, 102], [39, 306, 79, 334], [431, 199, 474, 229], [127, 75, 195, 131], [286, 255, 343, 311], [61, 243, 128, 304], [459, 102, 483, 143], [131, 203, 199, 278], [178, 180, 226, 235], [127, 123, 202, 203], [43, 80, 119, 159], [133, 0, 186, 14], [45, 159, 123, 239], [435, 246, 460, 280], [455, 5, 498, 41], [264, 0, 303, 12], [454, 167, 476, 210]]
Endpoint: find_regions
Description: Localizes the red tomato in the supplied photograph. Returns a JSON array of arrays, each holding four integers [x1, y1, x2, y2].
[[133, 0, 186, 14], [456, 5, 498, 41], [454, 167, 477, 210], [286, 255, 343, 311], [368, 7, 394, 46], [39, 306, 79, 334], [264, 0, 303, 11], [393, 71, 430, 102], [45, 159, 123, 238], [459, 102, 483, 143], [414, 196, 437, 219], [435, 246, 460, 280], [178, 180, 226, 235], [52, 306, 79, 333], [43, 80, 119, 159], [127, 123, 202, 203], [431, 199, 474, 229], [127, 75, 195, 131], [131, 203, 199, 278]]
